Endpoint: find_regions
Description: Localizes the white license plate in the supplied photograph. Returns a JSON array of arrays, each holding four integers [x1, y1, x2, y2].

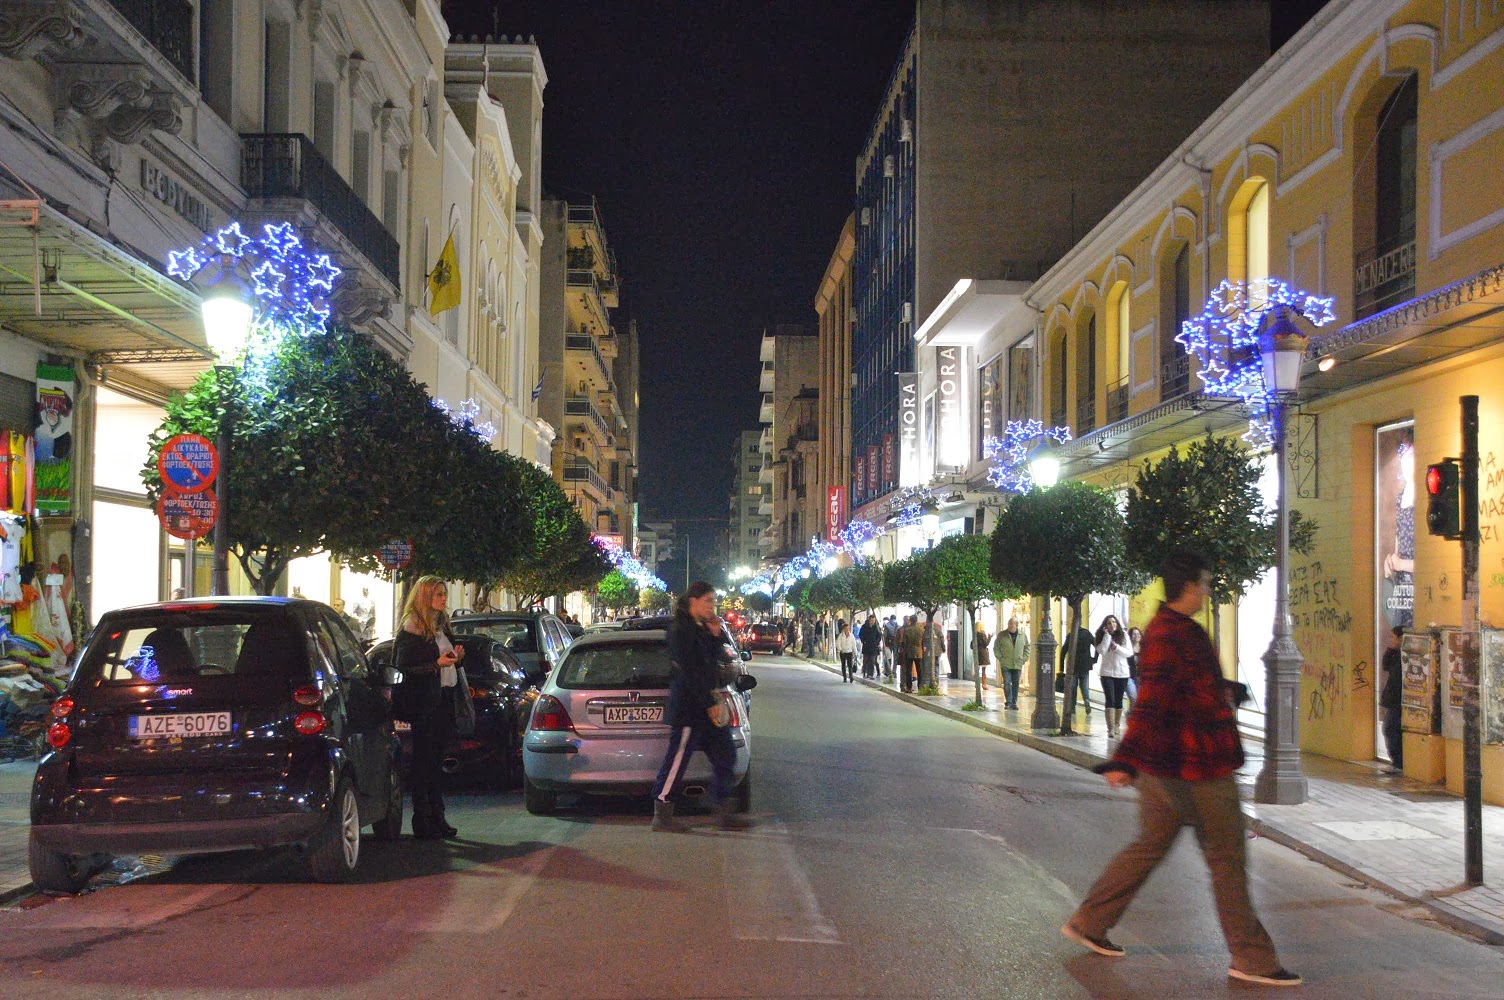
[[393, 720, 412, 732], [128, 712, 232, 738], [604, 705, 663, 725]]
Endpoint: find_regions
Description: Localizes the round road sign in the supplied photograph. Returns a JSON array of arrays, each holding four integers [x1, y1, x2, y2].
[[158, 434, 219, 494], [377, 539, 414, 570], [158, 489, 218, 541]]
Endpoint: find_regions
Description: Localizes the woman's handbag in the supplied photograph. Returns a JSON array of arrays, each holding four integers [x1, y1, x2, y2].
[[1054, 671, 1068, 694], [391, 670, 440, 724], [451, 666, 476, 736]]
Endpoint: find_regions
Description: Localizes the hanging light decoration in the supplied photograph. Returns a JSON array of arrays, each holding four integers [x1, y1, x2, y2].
[[983, 419, 1074, 493]]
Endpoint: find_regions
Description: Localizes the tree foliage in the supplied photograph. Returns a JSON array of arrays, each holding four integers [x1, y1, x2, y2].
[[990, 481, 1145, 604], [494, 462, 609, 608], [595, 569, 639, 612], [883, 549, 952, 689], [1124, 433, 1316, 604], [931, 534, 1019, 610], [639, 587, 672, 614]]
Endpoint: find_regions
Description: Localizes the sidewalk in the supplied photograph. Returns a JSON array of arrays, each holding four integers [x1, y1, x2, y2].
[[0, 760, 35, 903], [798, 652, 1504, 945]]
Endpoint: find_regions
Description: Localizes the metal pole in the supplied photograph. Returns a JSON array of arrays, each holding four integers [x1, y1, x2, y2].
[[211, 365, 233, 596], [1255, 394, 1309, 804], [1460, 394, 1482, 886], [1031, 597, 1060, 731]]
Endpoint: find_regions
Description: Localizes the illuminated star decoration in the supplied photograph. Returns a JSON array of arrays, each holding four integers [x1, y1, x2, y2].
[[593, 535, 668, 591], [983, 420, 1074, 493], [1175, 278, 1334, 448], [433, 398, 496, 444]]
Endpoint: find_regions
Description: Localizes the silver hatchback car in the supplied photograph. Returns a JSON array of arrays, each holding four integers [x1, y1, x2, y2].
[[521, 626, 754, 814]]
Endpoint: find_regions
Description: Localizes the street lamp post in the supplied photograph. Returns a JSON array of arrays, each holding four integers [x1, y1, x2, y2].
[[1254, 305, 1310, 805], [1028, 442, 1062, 731], [201, 289, 253, 597]]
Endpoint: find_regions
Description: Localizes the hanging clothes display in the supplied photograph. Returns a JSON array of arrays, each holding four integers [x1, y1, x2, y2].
[[0, 514, 26, 605]]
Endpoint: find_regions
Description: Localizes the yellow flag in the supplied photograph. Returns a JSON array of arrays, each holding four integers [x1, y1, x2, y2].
[[427, 232, 461, 315]]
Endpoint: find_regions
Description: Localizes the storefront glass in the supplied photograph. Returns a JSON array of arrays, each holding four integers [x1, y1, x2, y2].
[[92, 387, 168, 621], [1375, 421, 1416, 759]]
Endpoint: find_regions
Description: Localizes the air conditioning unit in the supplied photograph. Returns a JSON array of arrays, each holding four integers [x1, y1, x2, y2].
[[902, 301, 913, 323], [860, 207, 871, 226], [899, 118, 913, 143], [883, 155, 894, 178]]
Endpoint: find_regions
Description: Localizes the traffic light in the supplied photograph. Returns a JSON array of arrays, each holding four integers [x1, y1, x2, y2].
[[1426, 460, 1462, 539]]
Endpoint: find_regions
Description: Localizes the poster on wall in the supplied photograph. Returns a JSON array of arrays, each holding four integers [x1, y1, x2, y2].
[[1482, 626, 1504, 745], [1375, 423, 1415, 632], [34, 363, 74, 516], [1008, 344, 1034, 423], [1438, 626, 1466, 741], [1399, 629, 1437, 734]]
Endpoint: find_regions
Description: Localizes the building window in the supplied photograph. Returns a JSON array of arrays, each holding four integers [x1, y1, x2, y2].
[[1076, 312, 1096, 434], [1049, 328, 1067, 427], [1105, 282, 1130, 423], [1161, 243, 1192, 399], [1357, 75, 1418, 319]]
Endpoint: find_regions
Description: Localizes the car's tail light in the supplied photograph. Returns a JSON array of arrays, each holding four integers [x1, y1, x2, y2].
[[50, 697, 74, 719], [725, 696, 742, 729], [292, 685, 322, 707], [468, 685, 493, 701], [46, 723, 71, 748], [529, 695, 574, 732], [294, 711, 328, 735]]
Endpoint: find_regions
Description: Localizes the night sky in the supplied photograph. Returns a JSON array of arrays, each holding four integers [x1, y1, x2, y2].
[[445, 1, 915, 574]]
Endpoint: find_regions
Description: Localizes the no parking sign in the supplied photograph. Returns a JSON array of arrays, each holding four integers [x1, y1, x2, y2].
[[158, 434, 219, 494]]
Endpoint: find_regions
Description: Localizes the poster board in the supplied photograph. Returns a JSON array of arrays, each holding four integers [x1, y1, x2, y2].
[[1483, 625, 1504, 746], [1438, 627, 1467, 740], [1399, 629, 1438, 735]]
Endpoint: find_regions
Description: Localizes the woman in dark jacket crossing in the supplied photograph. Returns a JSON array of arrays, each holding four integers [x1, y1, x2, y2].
[[652, 581, 749, 832]]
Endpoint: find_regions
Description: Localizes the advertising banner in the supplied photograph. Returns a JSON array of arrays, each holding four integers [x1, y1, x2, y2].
[[827, 486, 845, 542], [854, 455, 866, 504], [897, 372, 919, 487], [1399, 630, 1437, 734], [883, 434, 895, 488], [867, 445, 879, 495], [34, 363, 74, 516], [935, 346, 965, 470]]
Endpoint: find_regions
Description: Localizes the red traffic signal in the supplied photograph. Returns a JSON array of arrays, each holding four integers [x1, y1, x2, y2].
[[1426, 460, 1461, 539]]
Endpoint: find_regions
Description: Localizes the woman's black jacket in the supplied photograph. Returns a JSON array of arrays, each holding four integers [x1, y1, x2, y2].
[[667, 616, 723, 728]]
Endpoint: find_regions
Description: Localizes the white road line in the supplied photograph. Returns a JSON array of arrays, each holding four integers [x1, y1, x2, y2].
[[418, 841, 559, 935], [724, 818, 840, 945]]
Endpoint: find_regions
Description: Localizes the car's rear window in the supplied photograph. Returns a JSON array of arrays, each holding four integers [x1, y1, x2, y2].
[[451, 619, 537, 654], [753, 625, 780, 636], [78, 612, 306, 683], [555, 641, 673, 690]]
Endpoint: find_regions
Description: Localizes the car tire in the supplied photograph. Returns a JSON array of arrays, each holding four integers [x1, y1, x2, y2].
[[370, 768, 403, 842], [306, 778, 361, 883], [28, 832, 93, 894], [734, 768, 752, 814], [523, 776, 557, 815]]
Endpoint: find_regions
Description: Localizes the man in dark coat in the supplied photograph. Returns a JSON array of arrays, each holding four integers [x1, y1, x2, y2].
[[858, 614, 882, 679]]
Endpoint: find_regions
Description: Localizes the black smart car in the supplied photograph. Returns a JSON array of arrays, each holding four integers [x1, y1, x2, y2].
[[366, 633, 536, 789], [29, 598, 403, 892]]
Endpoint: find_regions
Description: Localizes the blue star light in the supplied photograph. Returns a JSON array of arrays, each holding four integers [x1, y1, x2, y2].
[[984, 420, 1074, 493], [215, 222, 251, 257], [251, 261, 285, 298], [261, 221, 302, 257], [307, 254, 341, 291], [166, 247, 204, 281]]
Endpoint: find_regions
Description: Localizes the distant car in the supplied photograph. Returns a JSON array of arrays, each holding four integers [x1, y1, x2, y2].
[[743, 622, 786, 655], [449, 610, 574, 685], [584, 621, 624, 634], [366, 634, 536, 789], [521, 626, 756, 815], [30, 598, 403, 891]]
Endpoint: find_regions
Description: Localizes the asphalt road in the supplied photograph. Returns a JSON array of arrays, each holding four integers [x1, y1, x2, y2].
[[0, 655, 1499, 999]]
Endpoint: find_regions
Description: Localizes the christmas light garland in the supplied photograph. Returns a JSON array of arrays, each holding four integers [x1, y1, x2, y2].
[[983, 420, 1074, 493]]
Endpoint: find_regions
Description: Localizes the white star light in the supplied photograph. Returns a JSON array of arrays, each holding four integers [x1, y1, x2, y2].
[[166, 247, 203, 281], [251, 261, 286, 298], [307, 254, 341, 291], [215, 222, 251, 256]]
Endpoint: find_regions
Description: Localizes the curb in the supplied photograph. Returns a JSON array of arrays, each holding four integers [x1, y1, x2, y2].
[[797, 653, 1504, 946], [0, 881, 33, 907]]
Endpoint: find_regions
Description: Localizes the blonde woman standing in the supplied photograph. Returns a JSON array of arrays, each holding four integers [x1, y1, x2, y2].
[[393, 576, 464, 840]]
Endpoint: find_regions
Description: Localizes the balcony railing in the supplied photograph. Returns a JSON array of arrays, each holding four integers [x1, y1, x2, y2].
[[110, 0, 194, 82], [566, 268, 612, 321], [241, 134, 400, 287], [1050, 404, 1067, 428], [565, 394, 612, 441], [1075, 395, 1096, 435], [562, 460, 609, 497], [565, 333, 614, 388], [1354, 235, 1417, 320], [1107, 377, 1130, 424], [1161, 353, 1192, 400]]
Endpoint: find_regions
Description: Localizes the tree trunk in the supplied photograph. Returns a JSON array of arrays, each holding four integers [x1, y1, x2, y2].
[[968, 603, 983, 706], [920, 609, 937, 690]]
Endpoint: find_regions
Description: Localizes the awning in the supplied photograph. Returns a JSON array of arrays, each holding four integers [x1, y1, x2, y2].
[[1057, 393, 1251, 478], [0, 200, 211, 395], [1301, 261, 1504, 398]]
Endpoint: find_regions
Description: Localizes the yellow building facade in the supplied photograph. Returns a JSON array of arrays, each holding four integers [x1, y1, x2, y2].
[[1029, 0, 1504, 801]]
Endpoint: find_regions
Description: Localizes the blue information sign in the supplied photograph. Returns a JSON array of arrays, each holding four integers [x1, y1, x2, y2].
[[158, 434, 218, 494]]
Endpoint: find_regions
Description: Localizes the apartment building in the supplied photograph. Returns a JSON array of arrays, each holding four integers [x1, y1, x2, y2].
[[728, 429, 770, 572], [756, 326, 818, 559]]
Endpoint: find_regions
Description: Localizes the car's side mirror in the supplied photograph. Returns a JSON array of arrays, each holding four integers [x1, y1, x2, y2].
[[740, 650, 751, 662], [735, 674, 758, 692]]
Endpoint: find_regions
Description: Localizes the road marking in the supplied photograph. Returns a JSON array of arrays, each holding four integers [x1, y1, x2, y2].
[[724, 819, 840, 945], [418, 840, 560, 935]]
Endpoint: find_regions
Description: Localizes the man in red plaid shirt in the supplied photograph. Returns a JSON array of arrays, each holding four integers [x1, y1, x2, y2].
[[1060, 550, 1301, 988]]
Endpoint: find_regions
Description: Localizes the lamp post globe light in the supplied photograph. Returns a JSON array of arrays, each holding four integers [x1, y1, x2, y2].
[[1254, 304, 1310, 805], [1028, 440, 1061, 731], [201, 286, 254, 597]]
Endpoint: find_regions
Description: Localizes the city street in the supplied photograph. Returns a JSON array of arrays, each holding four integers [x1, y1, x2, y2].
[[1, 655, 1499, 999]]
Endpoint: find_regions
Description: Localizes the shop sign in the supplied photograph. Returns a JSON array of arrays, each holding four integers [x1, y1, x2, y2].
[[377, 539, 414, 570], [158, 489, 217, 541], [140, 158, 212, 231], [867, 445, 879, 495], [826, 486, 845, 542], [854, 456, 866, 502], [935, 346, 965, 470], [882, 434, 895, 487], [35, 363, 74, 516], [897, 372, 919, 487], [157, 434, 219, 494]]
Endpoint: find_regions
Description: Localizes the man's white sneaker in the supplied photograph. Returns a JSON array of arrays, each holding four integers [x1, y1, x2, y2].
[[1228, 967, 1303, 987]]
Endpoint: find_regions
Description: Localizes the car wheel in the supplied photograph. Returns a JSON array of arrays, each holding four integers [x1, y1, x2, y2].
[[523, 776, 557, 815], [306, 778, 361, 883], [734, 768, 752, 814], [370, 768, 403, 842], [28, 832, 93, 894]]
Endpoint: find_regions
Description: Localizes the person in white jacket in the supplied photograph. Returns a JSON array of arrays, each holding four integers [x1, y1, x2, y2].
[[834, 621, 859, 683], [1094, 615, 1134, 738]]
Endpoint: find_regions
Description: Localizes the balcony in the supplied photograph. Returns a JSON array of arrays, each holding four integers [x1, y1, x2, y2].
[[565, 394, 612, 443], [1075, 395, 1096, 435], [566, 199, 620, 301], [566, 268, 613, 327], [759, 427, 773, 454], [241, 134, 400, 288], [1161, 353, 1192, 401], [759, 461, 773, 485], [1107, 377, 1130, 424], [759, 360, 775, 393], [760, 334, 776, 364], [759, 393, 774, 424], [108, 0, 193, 81], [1354, 235, 1417, 320], [562, 460, 610, 501], [565, 333, 615, 389]]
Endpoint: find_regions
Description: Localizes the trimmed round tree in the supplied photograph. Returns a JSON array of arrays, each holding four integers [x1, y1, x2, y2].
[[929, 534, 1021, 706]]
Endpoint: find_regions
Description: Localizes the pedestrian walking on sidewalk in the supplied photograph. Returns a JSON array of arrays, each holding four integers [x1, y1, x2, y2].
[[993, 617, 1029, 710], [1380, 625, 1404, 773], [881, 615, 899, 679], [859, 614, 882, 679], [973, 620, 992, 692], [393, 576, 464, 840], [899, 615, 924, 692], [1061, 550, 1300, 988], [835, 621, 859, 682], [652, 582, 748, 833], [1060, 622, 1096, 718], [1095, 615, 1133, 738], [1125, 626, 1143, 708]]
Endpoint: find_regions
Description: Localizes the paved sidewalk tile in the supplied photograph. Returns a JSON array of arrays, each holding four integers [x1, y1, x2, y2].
[[798, 653, 1504, 945], [0, 760, 36, 901]]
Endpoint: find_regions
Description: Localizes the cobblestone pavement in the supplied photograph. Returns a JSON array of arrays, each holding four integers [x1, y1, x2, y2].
[[796, 652, 1504, 945]]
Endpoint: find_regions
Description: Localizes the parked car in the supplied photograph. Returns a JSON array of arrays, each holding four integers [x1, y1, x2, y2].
[[449, 610, 574, 685], [583, 621, 624, 634], [521, 626, 756, 815], [366, 633, 535, 789], [743, 622, 786, 655], [30, 598, 402, 892]]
